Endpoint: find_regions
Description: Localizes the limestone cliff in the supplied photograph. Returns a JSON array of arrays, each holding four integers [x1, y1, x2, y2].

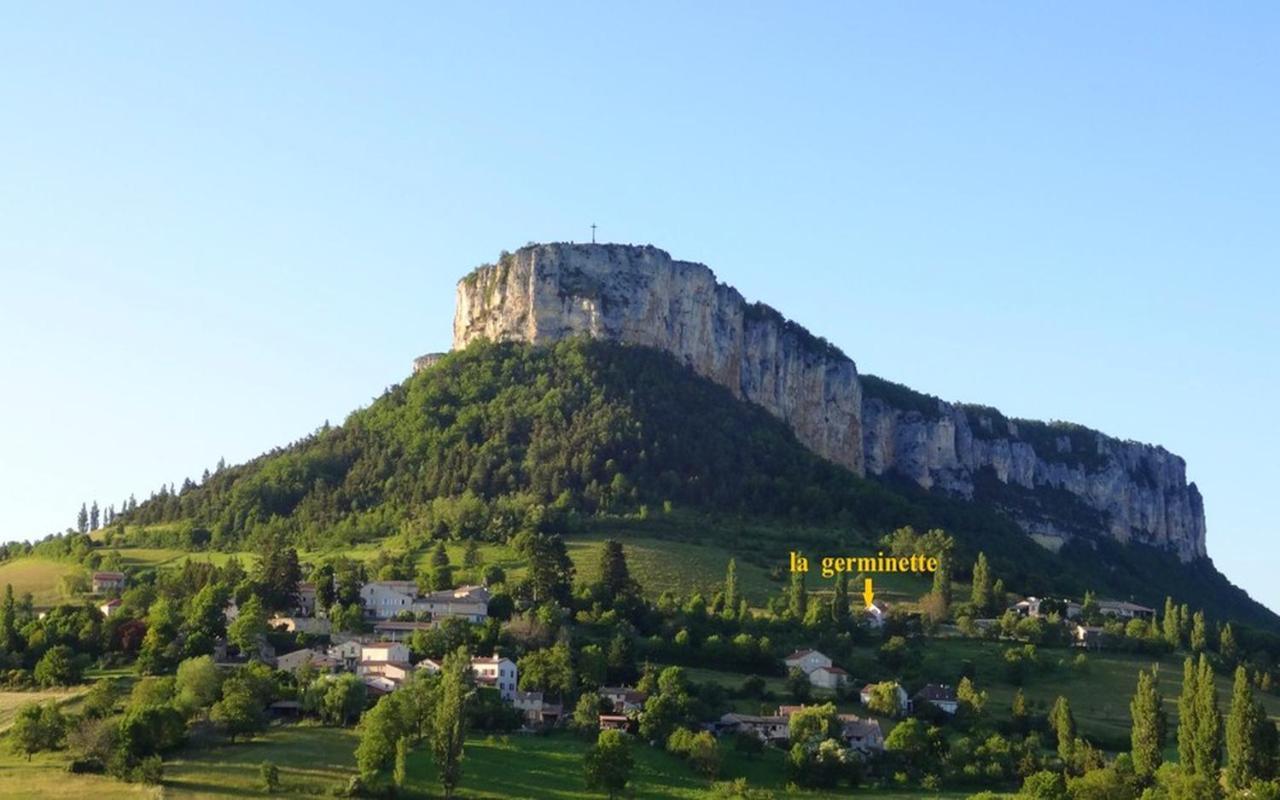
[[450, 242, 1207, 562]]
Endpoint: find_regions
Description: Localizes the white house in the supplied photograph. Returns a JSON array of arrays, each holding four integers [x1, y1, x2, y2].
[[361, 641, 411, 664], [91, 571, 126, 593], [863, 601, 887, 629], [360, 581, 420, 619], [295, 582, 318, 616], [275, 648, 340, 674], [470, 655, 518, 700], [373, 620, 436, 642], [98, 598, 122, 618], [809, 665, 850, 690], [599, 686, 647, 713], [328, 640, 365, 670], [840, 715, 884, 753], [718, 712, 789, 744], [783, 649, 833, 675], [414, 585, 490, 623], [1097, 600, 1156, 621]]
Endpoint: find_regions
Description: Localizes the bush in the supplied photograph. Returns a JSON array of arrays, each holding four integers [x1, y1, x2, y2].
[[260, 760, 281, 793]]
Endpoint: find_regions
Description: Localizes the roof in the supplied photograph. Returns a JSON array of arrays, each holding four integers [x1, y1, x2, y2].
[[915, 684, 957, 702], [93, 571, 126, 580], [100, 598, 122, 607], [362, 641, 409, 649], [359, 659, 412, 667], [721, 713, 787, 725], [471, 655, 513, 665], [784, 649, 815, 660], [374, 621, 435, 630], [1098, 599, 1156, 612], [814, 666, 848, 675]]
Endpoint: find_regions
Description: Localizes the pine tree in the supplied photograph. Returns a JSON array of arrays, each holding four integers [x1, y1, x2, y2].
[[1177, 656, 1201, 770], [1162, 597, 1180, 649], [831, 570, 848, 624], [1226, 665, 1264, 790], [723, 559, 737, 616], [1192, 654, 1222, 777], [1051, 696, 1076, 764], [1130, 667, 1166, 781], [1191, 611, 1208, 653], [597, 539, 632, 604], [970, 552, 992, 614]]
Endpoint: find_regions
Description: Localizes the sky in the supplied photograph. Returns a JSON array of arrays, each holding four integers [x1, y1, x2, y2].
[[1, 4, 1276, 611]]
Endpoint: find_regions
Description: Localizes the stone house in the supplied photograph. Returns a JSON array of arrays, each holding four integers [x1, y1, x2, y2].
[[92, 571, 126, 593], [783, 649, 833, 675]]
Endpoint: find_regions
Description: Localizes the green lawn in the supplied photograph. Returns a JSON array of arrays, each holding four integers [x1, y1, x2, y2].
[[0, 687, 89, 732], [0, 558, 85, 606], [162, 724, 358, 798]]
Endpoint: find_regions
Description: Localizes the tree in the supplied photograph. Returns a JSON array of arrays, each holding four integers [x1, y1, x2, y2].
[[432, 646, 473, 799], [970, 552, 992, 614], [89, 501, 100, 531], [584, 728, 633, 799], [1226, 665, 1265, 790], [1050, 696, 1075, 764], [1177, 656, 1200, 771], [956, 676, 988, 719], [865, 681, 903, 717], [322, 674, 367, 727], [724, 559, 738, 617], [260, 760, 280, 793], [1192, 654, 1222, 777], [9, 703, 65, 760], [428, 541, 454, 591], [77, 503, 89, 534], [34, 644, 80, 686], [518, 642, 574, 695], [1011, 688, 1029, 733], [462, 539, 482, 571], [515, 532, 574, 605], [254, 537, 301, 612], [787, 567, 807, 621], [1190, 611, 1208, 654], [1162, 597, 1180, 649], [210, 681, 265, 743], [1219, 623, 1238, 666], [572, 693, 602, 733], [175, 655, 222, 715], [356, 695, 406, 781], [831, 570, 848, 624], [394, 736, 408, 790], [931, 542, 953, 609], [228, 595, 268, 657], [0, 584, 18, 653], [597, 539, 634, 604], [1130, 667, 1166, 781]]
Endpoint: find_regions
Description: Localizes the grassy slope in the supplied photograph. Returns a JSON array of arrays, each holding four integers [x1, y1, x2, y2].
[[0, 558, 84, 606]]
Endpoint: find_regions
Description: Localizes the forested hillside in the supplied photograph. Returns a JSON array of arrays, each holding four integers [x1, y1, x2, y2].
[[96, 338, 1277, 634]]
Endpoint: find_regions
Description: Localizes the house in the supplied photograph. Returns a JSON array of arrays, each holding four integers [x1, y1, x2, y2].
[[1073, 624, 1107, 650], [809, 665, 850, 690], [599, 686, 648, 713], [361, 642, 411, 665], [359, 581, 420, 619], [98, 598, 122, 618], [859, 682, 911, 715], [839, 715, 884, 753], [418, 654, 519, 701], [599, 715, 635, 733], [276, 648, 341, 674], [328, 640, 365, 670], [295, 583, 318, 616], [362, 675, 400, 695], [717, 712, 789, 744], [415, 585, 490, 623], [1097, 600, 1156, 621], [863, 601, 887, 629], [357, 660, 413, 684], [512, 691, 563, 727], [373, 620, 436, 642], [92, 571, 126, 593], [783, 649, 833, 675], [1012, 596, 1081, 620], [269, 615, 331, 635], [470, 655, 518, 701], [913, 684, 959, 715]]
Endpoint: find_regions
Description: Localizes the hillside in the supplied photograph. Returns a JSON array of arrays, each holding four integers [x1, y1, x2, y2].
[[113, 337, 1278, 633]]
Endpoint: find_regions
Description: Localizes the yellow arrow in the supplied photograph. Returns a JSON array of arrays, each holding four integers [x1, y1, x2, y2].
[[863, 577, 875, 608]]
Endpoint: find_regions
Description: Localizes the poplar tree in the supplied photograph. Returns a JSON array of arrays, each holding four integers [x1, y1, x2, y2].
[[1051, 696, 1076, 764], [1162, 597, 1180, 649], [1226, 665, 1265, 790], [788, 568, 807, 621], [89, 501, 100, 531], [1177, 656, 1200, 770], [1193, 654, 1222, 777], [1219, 623, 1238, 666], [1130, 667, 1166, 780], [1191, 611, 1208, 654], [432, 646, 472, 799], [76, 503, 88, 534], [831, 570, 848, 624], [723, 559, 737, 615], [970, 552, 992, 614], [932, 550, 952, 609]]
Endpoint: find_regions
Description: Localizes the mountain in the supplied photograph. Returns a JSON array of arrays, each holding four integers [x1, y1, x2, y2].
[[453, 243, 1205, 561], [115, 261, 1276, 631]]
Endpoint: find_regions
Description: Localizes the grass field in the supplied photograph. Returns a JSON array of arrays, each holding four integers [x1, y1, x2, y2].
[[0, 750, 152, 799], [0, 558, 85, 606], [162, 724, 358, 798], [0, 688, 89, 732]]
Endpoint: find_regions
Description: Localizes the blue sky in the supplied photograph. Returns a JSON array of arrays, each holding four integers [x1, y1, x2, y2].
[[1, 4, 1276, 611]]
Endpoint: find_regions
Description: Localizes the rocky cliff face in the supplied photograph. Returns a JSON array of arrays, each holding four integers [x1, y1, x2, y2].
[[451, 243, 1207, 561]]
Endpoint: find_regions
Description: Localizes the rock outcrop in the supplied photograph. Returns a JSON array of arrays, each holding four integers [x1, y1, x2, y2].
[[450, 242, 1207, 561]]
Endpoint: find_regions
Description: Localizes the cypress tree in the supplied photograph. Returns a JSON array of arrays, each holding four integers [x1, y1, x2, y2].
[[76, 503, 88, 534], [89, 501, 100, 531], [788, 568, 807, 621], [1130, 667, 1166, 781], [1226, 665, 1264, 790], [970, 552, 992, 614], [932, 549, 952, 609], [1193, 654, 1222, 777], [1177, 656, 1200, 771], [597, 539, 632, 603]]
